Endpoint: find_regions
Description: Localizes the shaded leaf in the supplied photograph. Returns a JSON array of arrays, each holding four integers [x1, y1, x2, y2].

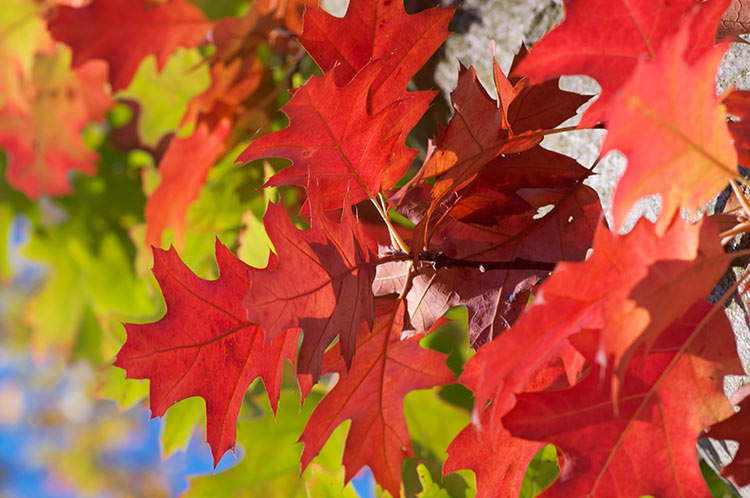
[[244, 187, 378, 382]]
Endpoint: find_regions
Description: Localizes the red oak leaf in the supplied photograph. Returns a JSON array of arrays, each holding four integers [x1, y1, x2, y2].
[[410, 56, 587, 244], [239, 58, 415, 209], [704, 384, 750, 486], [243, 188, 378, 382], [299, 300, 454, 497], [445, 407, 543, 498], [445, 344, 583, 497], [462, 215, 728, 435], [419, 51, 589, 196], [47, 0, 213, 91], [299, 0, 453, 110], [144, 120, 230, 249], [503, 301, 741, 497], [448, 144, 594, 225], [503, 45, 592, 135], [115, 240, 301, 465], [422, 64, 544, 201], [602, 19, 737, 235], [242, 0, 454, 206], [725, 89, 750, 167], [0, 52, 110, 198], [514, 0, 731, 126]]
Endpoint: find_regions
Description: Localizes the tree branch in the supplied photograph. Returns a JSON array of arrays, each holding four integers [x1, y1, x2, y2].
[[374, 251, 557, 272]]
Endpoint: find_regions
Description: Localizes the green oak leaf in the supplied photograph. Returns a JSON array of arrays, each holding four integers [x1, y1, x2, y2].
[[118, 48, 210, 147]]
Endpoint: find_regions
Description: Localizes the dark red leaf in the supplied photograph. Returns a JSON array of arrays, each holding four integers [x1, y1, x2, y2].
[[704, 384, 750, 486], [243, 188, 378, 382]]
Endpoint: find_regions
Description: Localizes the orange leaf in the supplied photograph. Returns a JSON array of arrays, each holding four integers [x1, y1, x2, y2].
[[144, 121, 230, 249], [602, 21, 737, 234]]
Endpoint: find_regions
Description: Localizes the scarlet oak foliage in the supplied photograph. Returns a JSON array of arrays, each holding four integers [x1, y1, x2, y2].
[[115, 240, 300, 465], [243, 190, 378, 383], [298, 301, 454, 498], [145, 121, 230, 249], [602, 21, 737, 234], [11, 0, 750, 494], [48, 0, 214, 91], [461, 215, 728, 434], [504, 302, 741, 497], [515, 0, 731, 126]]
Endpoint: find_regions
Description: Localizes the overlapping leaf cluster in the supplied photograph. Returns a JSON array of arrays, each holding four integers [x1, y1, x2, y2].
[[5, 0, 750, 496]]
